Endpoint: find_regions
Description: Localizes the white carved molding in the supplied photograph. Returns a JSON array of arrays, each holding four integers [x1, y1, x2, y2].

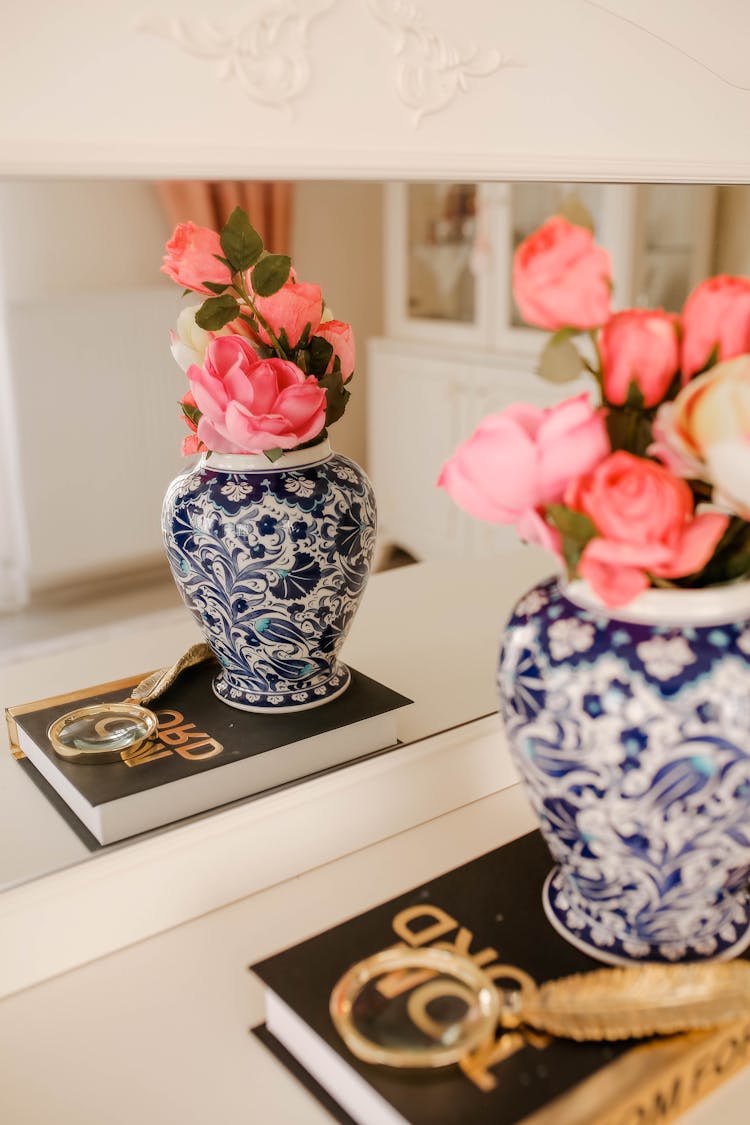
[[136, 0, 336, 114], [367, 0, 524, 125]]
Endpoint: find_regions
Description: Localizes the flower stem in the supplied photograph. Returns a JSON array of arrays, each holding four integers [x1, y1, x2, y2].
[[232, 273, 285, 357]]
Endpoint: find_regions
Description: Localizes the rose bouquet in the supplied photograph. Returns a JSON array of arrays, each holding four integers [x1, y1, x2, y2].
[[162, 207, 354, 460], [439, 214, 750, 607]]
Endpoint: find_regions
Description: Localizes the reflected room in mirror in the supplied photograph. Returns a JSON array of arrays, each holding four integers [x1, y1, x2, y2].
[[1, 177, 749, 895]]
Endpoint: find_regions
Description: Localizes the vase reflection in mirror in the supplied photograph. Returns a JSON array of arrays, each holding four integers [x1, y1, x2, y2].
[[160, 206, 375, 712], [163, 441, 375, 712]]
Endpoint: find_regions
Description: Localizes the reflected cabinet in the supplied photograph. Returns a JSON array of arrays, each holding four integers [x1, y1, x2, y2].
[[372, 182, 717, 564]]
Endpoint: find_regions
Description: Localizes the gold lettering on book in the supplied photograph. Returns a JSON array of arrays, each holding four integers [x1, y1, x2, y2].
[[122, 708, 223, 767], [372, 903, 548, 1092]]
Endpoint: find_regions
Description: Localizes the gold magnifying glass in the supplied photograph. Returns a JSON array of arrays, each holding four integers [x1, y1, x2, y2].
[[329, 946, 750, 1071], [46, 644, 214, 764]]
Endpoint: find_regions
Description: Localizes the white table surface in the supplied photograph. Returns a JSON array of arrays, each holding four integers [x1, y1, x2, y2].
[[0, 784, 746, 1125], [0, 553, 747, 1123]]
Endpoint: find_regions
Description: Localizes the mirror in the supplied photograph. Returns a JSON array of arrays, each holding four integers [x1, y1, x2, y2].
[[1, 177, 749, 897]]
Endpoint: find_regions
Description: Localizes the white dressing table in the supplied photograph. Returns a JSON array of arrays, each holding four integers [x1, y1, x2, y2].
[[0, 555, 747, 1124]]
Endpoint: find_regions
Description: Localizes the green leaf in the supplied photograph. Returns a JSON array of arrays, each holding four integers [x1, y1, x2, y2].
[[538, 335, 585, 383], [238, 311, 260, 332], [251, 254, 292, 297], [318, 368, 350, 428], [605, 406, 654, 457], [549, 327, 579, 347], [546, 504, 599, 578], [194, 294, 240, 331], [308, 335, 334, 376], [202, 280, 229, 295], [180, 399, 201, 427], [556, 193, 596, 233], [264, 447, 285, 463], [624, 379, 646, 411], [546, 505, 598, 544], [220, 207, 264, 273], [179, 400, 201, 425]]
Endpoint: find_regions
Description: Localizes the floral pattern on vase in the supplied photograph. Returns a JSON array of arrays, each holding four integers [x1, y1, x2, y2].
[[498, 576, 750, 965], [162, 442, 376, 712]]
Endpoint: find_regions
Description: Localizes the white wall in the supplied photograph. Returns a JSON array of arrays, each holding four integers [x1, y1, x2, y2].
[[292, 181, 384, 469], [715, 187, 750, 277], [0, 180, 185, 592]]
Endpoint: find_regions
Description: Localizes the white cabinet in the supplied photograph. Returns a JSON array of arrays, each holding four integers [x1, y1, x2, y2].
[[367, 338, 590, 564], [371, 182, 717, 564]]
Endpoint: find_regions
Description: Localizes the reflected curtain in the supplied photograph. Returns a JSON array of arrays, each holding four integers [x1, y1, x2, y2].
[[157, 181, 293, 255]]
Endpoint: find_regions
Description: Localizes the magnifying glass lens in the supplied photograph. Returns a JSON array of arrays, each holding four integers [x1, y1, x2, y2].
[[48, 703, 158, 763], [330, 947, 499, 1068]]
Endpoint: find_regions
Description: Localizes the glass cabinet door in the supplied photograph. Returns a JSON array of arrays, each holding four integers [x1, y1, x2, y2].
[[385, 182, 492, 347], [386, 182, 717, 353], [406, 183, 477, 324], [632, 185, 716, 312]]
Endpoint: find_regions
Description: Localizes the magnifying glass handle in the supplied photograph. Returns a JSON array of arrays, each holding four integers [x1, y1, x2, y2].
[[48, 644, 216, 765], [128, 643, 215, 706]]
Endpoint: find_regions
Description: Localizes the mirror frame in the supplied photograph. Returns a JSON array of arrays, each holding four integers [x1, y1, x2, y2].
[[2, 0, 750, 997]]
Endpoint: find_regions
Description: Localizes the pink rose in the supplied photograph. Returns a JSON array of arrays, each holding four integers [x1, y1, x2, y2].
[[567, 452, 728, 606], [681, 275, 750, 378], [161, 222, 232, 295], [314, 320, 356, 382], [188, 336, 326, 454], [599, 309, 680, 407], [254, 280, 324, 349], [512, 216, 612, 331], [438, 394, 609, 557]]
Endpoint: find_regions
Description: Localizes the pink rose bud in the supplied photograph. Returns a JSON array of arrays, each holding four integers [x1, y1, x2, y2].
[[254, 280, 324, 349], [567, 452, 729, 607], [188, 335, 326, 454], [438, 394, 608, 558], [314, 320, 356, 382], [512, 216, 612, 331], [600, 309, 680, 407], [181, 433, 206, 457], [681, 275, 750, 379], [180, 389, 199, 433], [161, 222, 232, 294]]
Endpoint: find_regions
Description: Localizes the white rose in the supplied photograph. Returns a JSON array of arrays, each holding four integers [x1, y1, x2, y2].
[[170, 305, 212, 372]]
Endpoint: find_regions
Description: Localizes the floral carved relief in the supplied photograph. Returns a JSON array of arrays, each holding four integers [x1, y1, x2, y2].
[[367, 0, 524, 124], [136, 0, 336, 114]]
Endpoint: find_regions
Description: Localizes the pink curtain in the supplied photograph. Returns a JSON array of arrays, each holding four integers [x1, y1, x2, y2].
[[157, 181, 293, 256]]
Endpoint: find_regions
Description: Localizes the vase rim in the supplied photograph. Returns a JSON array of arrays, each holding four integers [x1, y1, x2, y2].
[[563, 577, 750, 626], [204, 439, 332, 472]]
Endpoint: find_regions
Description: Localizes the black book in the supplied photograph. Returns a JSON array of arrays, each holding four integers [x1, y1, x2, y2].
[[252, 831, 750, 1125], [7, 664, 411, 846]]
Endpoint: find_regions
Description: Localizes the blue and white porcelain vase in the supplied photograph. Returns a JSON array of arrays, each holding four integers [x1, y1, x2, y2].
[[498, 575, 750, 965], [162, 440, 376, 713]]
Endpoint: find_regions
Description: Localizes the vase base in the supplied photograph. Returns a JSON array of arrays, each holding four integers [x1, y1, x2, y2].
[[542, 868, 750, 966], [212, 663, 351, 713]]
